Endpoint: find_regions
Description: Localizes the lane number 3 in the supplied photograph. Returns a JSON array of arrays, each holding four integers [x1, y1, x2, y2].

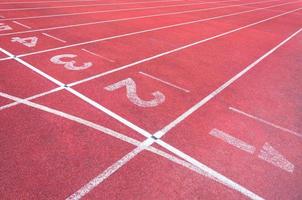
[[50, 54, 92, 70], [104, 78, 165, 108]]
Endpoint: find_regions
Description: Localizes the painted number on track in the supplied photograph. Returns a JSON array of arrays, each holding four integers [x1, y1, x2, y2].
[[50, 54, 92, 70], [104, 78, 165, 108], [0, 23, 12, 31], [11, 36, 38, 47]]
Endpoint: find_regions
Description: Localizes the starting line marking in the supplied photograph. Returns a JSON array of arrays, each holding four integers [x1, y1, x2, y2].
[[0, 91, 250, 200], [139, 71, 190, 93], [81, 48, 115, 62], [12, 21, 31, 29], [0, 47, 264, 199], [209, 128, 256, 154], [42, 32, 67, 43], [0, 11, 300, 200], [229, 107, 302, 139]]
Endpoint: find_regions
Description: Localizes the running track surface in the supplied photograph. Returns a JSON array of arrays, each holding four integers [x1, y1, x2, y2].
[[0, 0, 301, 199]]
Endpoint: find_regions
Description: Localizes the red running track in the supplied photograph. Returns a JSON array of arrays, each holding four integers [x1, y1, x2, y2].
[[0, 0, 301, 199]]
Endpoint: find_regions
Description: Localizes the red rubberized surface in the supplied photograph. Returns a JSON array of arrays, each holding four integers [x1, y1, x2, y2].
[[0, 0, 301, 199]]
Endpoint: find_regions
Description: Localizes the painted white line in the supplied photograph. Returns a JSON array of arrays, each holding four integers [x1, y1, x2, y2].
[[0, 87, 63, 111], [12, 1, 300, 61], [0, 56, 13, 61], [156, 140, 264, 200], [12, 21, 31, 29], [66, 138, 153, 200], [0, 0, 243, 20], [229, 107, 302, 138], [139, 71, 190, 93], [1, 13, 300, 200], [154, 27, 302, 139], [0, 91, 146, 147], [42, 32, 66, 43], [1, 90, 264, 200], [258, 142, 294, 173], [81, 48, 115, 62], [0, 46, 263, 199], [0, 48, 65, 87], [0, 48, 152, 139], [65, 87, 152, 138], [0, 91, 229, 186], [0, 0, 291, 37], [0, 0, 182, 6], [209, 128, 256, 154], [68, 7, 302, 87]]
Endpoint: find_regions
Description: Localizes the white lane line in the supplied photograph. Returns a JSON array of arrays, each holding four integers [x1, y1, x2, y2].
[[0, 0, 107, 5], [42, 32, 66, 43], [0, 48, 65, 87], [65, 87, 152, 138], [12, 0, 300, 61], [12, 20, 31, 29], [0, 87, 63, 111], [0, 47, 263, 199], [229, 107, 302, 138], [0, 0, 243, 21], [0, 0, 290, 37], [139, 71, 190, 93], [81, 48, 115, 62], [154, 27, 302, 139], [66, 138, 153, 200], [0, 0, 183, 6], [0, 91, 227, 185], [156, 140, 264, 200], [258, 142, 294, 173], [209, 128, 256, 154], [0, 47, 152, 139], [0, 0, 184, 11], [68, 7, 302, 87], [0, 56, 13, 61]]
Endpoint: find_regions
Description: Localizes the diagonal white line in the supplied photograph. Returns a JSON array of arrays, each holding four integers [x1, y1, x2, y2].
[[139, 71, 190, 93], [0, 0, 294, 37], [0, 10, 300, 200], [0, 0, 243, 21], [0, 0, 180, 5], [67, 6, 302, 87], [229, 107, 302, 138], [154, 27, 302, 138], [0, 91, 224, 199]]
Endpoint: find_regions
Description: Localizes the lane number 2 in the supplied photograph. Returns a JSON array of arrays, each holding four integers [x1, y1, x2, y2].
[[50, 54, 92, 70], [104, 78, 165, 108]]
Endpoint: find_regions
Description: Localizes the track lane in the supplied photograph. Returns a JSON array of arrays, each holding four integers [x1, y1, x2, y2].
[[0, 1, 299, 59]]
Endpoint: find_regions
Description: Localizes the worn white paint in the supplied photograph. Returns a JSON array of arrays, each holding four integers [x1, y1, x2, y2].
[[104, 78, 165, 107]]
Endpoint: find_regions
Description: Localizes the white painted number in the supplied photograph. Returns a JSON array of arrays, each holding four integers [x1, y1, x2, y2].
[[11, 36, 38, 47], [50, 54, 92, 70], [0, 23, 12, 31], [104, 78, 165, 108]]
